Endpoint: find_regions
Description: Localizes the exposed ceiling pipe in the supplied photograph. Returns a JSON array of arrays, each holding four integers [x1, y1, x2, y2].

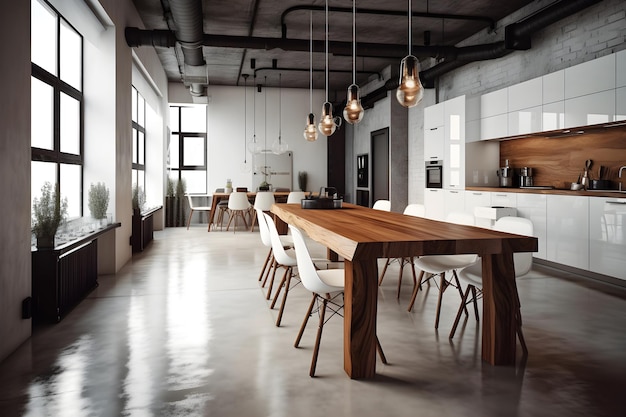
[[253, 66, 381, 80], [167, 0, 207, 96], [280, 5, 496, 39], [420, 0, 603, 87]]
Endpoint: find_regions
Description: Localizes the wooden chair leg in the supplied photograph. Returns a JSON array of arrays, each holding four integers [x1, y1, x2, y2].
[[270, 267, 288, 307], [249, 210, 257, 232], [295, 293, 317, 348], [378, 258, 392, 286], [396, 258, 410, 299], [471, 286, 480, 321], [407, 270, 426, 312], [259, 248, 272, 282], [186, 209, 194, 230], [265, 260, 279, 300], [449, 284, 472, 339], [309, 298, 328, 377], [434, 272, 447, 329], [376, 336, 388, 364], [275, 267, 293, 327]]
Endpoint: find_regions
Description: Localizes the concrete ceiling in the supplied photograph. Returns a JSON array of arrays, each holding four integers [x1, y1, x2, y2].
[[129, 0, 538, 95]]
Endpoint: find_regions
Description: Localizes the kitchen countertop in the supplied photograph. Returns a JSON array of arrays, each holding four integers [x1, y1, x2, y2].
[[466, 186, 626, 198]]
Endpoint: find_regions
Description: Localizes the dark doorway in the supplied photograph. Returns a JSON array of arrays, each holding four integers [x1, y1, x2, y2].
[[371, 128, 389, 206]]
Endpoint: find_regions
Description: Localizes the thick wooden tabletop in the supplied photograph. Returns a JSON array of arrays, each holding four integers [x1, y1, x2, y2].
[[271, 202, 538, 260]]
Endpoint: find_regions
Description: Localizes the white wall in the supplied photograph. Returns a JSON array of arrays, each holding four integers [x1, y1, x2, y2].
[[170, 83, 328, 194]]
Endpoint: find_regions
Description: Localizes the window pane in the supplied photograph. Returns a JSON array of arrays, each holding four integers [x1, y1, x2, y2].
[[60, 20, 82, 90], [138, 94, 145, 126], [31, 77, 54, 149], [180, 105, 206, 133], [169, 134, 179, 169], [132, 128, 138, 163], [60, 163, 81, 219], [181, 170, 207, 194], [170, 107, 179, 131], [31, 161, 57, 217], [60, 92, 80, 154], [138, 131, 145, 165], [132, 88, 137, 123], [31, 0, 57, 75], [137, 170, 145, 197], [183, 136, 205, 166]]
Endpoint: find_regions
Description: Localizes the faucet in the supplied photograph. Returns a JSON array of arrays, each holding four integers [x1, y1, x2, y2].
[[620, 166, 626, 191]]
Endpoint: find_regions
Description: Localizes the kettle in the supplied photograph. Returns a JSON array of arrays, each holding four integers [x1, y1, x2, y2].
[[497, 160, 514, 187]]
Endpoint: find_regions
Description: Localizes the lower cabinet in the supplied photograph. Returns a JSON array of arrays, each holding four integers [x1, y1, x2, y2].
[[547, 195, 589, 270], [444, 189, 465, 219], [424, 188, 445, 220], [516, 193, 547, 260], [589, 197, 626, 280]]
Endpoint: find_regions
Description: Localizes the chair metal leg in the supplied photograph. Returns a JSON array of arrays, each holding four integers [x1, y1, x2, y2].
[[309, 298, 328, 377], [295, 293, 317, 348]]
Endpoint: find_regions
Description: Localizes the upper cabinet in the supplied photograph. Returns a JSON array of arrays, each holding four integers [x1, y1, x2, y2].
[[480, 89, 508, 140], [564, 53, 615, 99]]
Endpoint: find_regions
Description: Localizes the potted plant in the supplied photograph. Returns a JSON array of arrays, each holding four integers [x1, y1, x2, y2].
[[88, 182, 109, 226], [32, 181, 68, 249], [132, 183, 146, 215]]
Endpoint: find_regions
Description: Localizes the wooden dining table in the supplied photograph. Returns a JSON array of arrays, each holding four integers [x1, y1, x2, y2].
[[270, 202, 538, 380], [207, 191, 291, 231]]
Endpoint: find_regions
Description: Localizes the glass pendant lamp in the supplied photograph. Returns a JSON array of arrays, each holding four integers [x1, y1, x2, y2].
[[303, 11, 318, 142], [396, 0, 424, 108], [343, 0, 364, 124]]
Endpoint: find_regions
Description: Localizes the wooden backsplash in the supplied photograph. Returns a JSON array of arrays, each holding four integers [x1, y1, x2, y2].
[[500, 126, 626, 189]]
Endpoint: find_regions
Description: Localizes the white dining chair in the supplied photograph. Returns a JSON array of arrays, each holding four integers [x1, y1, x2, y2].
[[289, 225, 387, 377], [255, 208, 293, 298], [250, 191, 275, 232], [287, 191, 307, 204], [378, 203, 425, 299], [185, 194, 212, 231], [449, 216, 534, 355], [372, 199, 391, 211], [408, 211, 479, 329], [226, 191, 252, 232]]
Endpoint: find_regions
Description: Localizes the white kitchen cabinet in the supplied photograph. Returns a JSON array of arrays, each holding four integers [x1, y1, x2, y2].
[[481, 88, 508, 118], [509, 78, 542, 112], [542, 101, 565, 131], [424, 188, 445, 221], [465, 190, 493, 228], [564, 53, 615, 99], [589, 197, 626, 280], [444, 189, 465, 219], [424, 125, 445, 161], [424, 101, 444, 129], [543, 70, 564, 104], [564, 89, 615, 128], [444, 96, 465, 189], [617, 49, 626, 89], [491, 192, 517, 208], [546, 195, 589, 270], [616, 87, 626, 122], [480, 113, 508, 140], [508, 105, 542, 135], [516, 193, 547, 260]]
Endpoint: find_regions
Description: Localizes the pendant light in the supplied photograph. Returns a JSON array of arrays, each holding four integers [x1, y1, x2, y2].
[[247, 74, 262, 154], [343, 0, 364, 124], [303, 10, 318, 142], [272, 73, 288, 154], [240, 74, 251, 172], [396, 0, 424, 108], [318, 0, 341, 137]]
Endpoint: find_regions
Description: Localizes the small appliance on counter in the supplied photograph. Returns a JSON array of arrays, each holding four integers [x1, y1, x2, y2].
[[519, 166, 534, 187], [497, 159, 514, 187], [301, 187, 343, 209]]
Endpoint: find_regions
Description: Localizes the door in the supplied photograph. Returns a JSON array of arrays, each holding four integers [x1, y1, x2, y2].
[[371, 128, 389, 207]]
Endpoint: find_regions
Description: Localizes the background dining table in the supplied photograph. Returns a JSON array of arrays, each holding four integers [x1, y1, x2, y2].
[[271, 202, 538, 379], [207, 191, 291, 231]]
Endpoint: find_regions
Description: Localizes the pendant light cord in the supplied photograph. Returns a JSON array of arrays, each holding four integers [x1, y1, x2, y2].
[[243, 75, 247, 162], [309, 11, 313, 113], [325, 0, 329, 102], [278, 73, 282, 144], [352, 0, 356, 85], [408, 0, 412, 55]]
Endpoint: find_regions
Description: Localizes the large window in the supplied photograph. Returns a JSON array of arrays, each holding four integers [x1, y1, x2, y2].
[[168, 105, 207, 194], [31, 0, 83, 219], [132, 86, 146, 193]]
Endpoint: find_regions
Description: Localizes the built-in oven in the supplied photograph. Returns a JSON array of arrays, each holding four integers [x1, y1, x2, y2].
[[425, 160, 443, 188]]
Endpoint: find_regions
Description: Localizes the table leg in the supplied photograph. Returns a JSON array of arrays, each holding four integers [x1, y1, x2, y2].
[[343, 258, 378, 379], [481, 249, 518, 365]]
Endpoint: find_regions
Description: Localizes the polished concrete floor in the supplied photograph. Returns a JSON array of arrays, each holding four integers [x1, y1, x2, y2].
[[1, 225, 626, 416]]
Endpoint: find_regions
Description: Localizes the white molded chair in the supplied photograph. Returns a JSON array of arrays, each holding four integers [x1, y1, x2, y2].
[[250, 191, 275, 232], [226, 191, 252, 232], [287, 191, 307, 204], [449, 216, 534, 355], [256, 208, 292, 298], [289, 225, 387, 377], [186, 194, 212, 231], [408, 212, 478, 329], [372, 199, 391, 211], [378, 204, 425, 298]]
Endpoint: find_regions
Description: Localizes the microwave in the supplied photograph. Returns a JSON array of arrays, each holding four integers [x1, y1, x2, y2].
[[425, 160, 443, 188]]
